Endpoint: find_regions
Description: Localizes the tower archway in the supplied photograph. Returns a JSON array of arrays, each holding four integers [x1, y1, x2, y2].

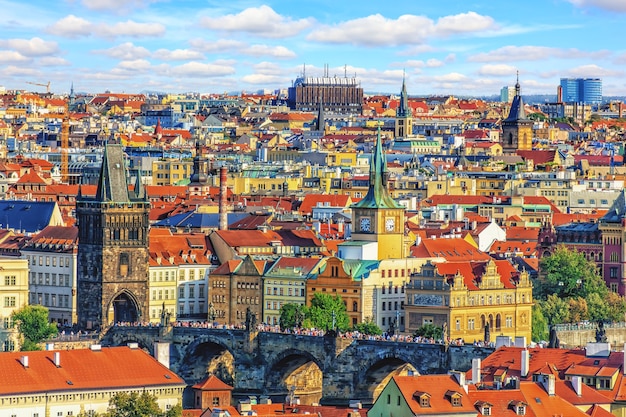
[[107, 290, 140, 325]]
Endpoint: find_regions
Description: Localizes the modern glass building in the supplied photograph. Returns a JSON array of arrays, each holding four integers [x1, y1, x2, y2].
[[560, 78, 602, 104]]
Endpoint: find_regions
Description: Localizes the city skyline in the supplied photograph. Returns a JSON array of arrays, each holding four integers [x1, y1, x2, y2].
[[1, 0, 625, 96]]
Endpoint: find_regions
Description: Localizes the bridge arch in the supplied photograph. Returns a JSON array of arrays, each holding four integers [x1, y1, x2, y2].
[[181, 335, 236, 386], [353, 349, 420, 405], [104, 329, 157, 355], [264, 348, 324, 405]]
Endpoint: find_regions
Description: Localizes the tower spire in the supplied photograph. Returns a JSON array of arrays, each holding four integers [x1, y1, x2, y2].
[[352, 127, 403, 209]]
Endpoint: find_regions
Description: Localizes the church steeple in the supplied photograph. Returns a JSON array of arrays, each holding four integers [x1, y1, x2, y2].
[[394, 73, 413, 139], [397, 73, 410, 118], [316, 95, 326, 132], [353, 128, 403, 210]]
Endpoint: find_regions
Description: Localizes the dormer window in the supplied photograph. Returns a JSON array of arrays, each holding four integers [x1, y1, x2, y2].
[[412, 391, 430, 408], [445, 390, 462, 407], [509, 400, 527, 416]]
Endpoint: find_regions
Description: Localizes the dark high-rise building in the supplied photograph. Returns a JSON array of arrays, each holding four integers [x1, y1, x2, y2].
[[76, 144, 150, 330], [560, 78, 602, 105], [287, 67, 363, 114]]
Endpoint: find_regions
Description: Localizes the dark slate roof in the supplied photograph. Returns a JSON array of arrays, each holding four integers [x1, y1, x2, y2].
[[0, 201, 58, 233], [152, 211, 250, 229], [94, 144, 139, 202], [600, 189, 626, 223]]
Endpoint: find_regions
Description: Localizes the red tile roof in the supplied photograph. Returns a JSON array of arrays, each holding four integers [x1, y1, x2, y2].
[[0, 346, 184, 395], [192, 374, 233, 391]]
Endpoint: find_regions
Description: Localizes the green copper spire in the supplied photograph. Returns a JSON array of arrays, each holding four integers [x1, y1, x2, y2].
[[397, 72, 410, 118], [353, 127, 404, 209]]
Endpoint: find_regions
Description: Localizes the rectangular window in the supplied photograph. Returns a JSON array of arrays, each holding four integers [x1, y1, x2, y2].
[[199, 285, 205, 298]]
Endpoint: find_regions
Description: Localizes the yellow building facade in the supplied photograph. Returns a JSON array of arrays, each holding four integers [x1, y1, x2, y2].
[[152, 159, 193, 186], [405, 259, 533, 343], [0, 257, 29, 351]]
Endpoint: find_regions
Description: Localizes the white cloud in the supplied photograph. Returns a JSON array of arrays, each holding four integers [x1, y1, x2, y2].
[[307, 14, 434, 46], [242, 74, 289, 85], [478, 64, 517, 76], [167, 62, 236, 78], [97, 20, 165, 38], [46, 15, 92, 38], [308, 11, 497, 46], [37, 56, 71, 66], [115, 59, 152, 73], [0, 37, 59, 57], [0, 50, 30, 63], [568, 0, 626, 12], [81, 0, 159, 13], [566, 64, 623, 78], [435, 12, 497, 36], [240, 45, 296, 59], [152, 49, 205, 61], [468, 45, 610, 62], [93, 42, 151, 60], [200, 6, 314, 38], [432, 73, 468, 83], [1, 65, 41, 76], [188, 39, 246, 53]]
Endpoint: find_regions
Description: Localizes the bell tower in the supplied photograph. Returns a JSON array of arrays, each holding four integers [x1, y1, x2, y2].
[[394, 75, 413, 139], [76, 144, 150, 329], [502, 72, 533, 153], [351, 128, 407, 259]]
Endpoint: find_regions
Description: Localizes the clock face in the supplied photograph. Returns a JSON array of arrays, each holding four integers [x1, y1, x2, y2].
[[360, 217, 371, 232], [385, 218, 395, 231]]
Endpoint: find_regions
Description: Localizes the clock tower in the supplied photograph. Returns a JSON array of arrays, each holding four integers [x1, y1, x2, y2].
[[351, 128, 407, 259]]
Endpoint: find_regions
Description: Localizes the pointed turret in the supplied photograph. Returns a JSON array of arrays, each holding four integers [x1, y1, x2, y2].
[[353, 128, 403, 209], [134, 167, 147, 201], [316, 96, 325, 132], [95, 143, 131, 202], [155, 118, 163, 137], [397, 75, 411, 118], [503, 71, 529, 122]]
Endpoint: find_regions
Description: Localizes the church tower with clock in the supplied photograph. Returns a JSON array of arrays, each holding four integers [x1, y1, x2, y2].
[[350, 128, 407, 260]]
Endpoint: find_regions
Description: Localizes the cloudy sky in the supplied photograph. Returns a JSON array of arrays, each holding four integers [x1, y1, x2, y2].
[[1, 0, 626, 97]]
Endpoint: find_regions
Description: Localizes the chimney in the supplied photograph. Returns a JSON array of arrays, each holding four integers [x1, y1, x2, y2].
[[571, 375, 583, 396], [53, 351, 61, 367], [521, 349, 529, 378], [20, 355, 29, 368], [472, 358, 481, 384], [539, 374, 555, 396], [449, 370, 466, 387], [623, 343, 626, 375], [219, 166, 228, 231]]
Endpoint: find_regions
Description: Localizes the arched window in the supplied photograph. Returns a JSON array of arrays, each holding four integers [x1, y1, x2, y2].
[[508, 133, 514, 145], [496, 314, 501, 330], [119, 253, 130, 277], [353, 301, 358, 312]]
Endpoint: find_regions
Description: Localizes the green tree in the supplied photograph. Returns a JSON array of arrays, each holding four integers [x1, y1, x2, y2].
[[413, 323, 442, 340], [105, 391, 181, 417], [306, 293, 350, 332], [353, 318, 382, 335], [537, 245, 608, 301], [568, 297, 589, 323], [531, 304, 549, 342], [606, 292, 626, 322], [279, 303, 308, 330], [540, 294, 570, 325], [11, 305, 58, 351], [587, 292, 609, 322]]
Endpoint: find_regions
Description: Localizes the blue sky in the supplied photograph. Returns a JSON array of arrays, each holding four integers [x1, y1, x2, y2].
[[1, 0, 626, 97]]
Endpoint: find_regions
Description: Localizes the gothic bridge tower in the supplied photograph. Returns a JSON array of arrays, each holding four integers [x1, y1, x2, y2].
[[76, 144, 150, 329]]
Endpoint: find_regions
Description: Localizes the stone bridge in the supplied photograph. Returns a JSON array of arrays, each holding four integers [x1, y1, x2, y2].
[[100, 326, 493, 406]]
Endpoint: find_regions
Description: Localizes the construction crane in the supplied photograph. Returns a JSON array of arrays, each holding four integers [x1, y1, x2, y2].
[[61, 102, 69, 183], [26, 81, 51, 93]]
